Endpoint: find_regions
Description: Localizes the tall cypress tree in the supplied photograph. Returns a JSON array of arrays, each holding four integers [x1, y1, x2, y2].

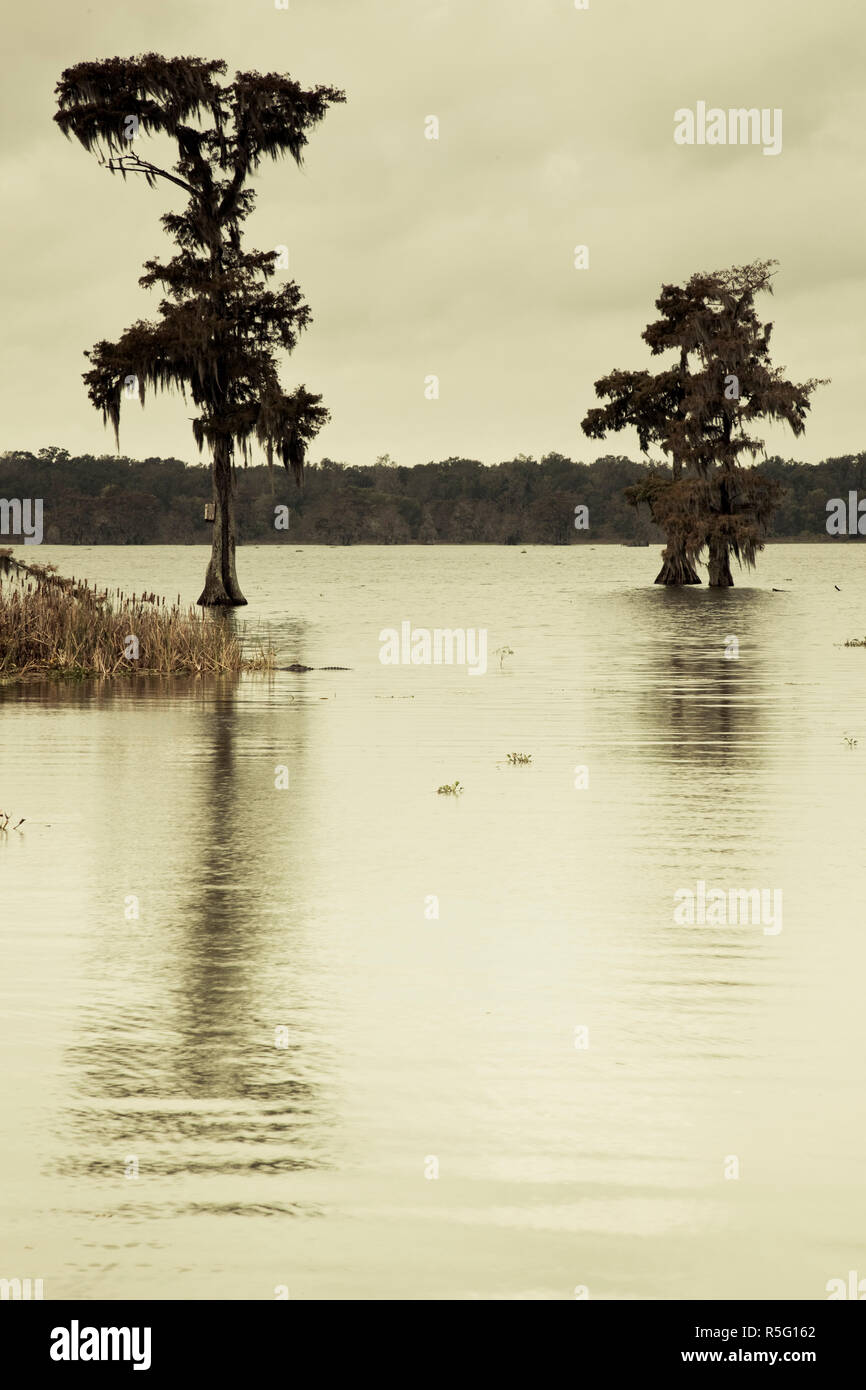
[[55, 54, 345, 605]]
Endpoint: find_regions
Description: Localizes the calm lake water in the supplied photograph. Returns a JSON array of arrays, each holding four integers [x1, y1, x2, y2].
[[1, 543, 864, 1300]]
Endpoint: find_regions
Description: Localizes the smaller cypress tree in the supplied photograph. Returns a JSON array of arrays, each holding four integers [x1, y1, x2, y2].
[[583, 260, 826, 585]]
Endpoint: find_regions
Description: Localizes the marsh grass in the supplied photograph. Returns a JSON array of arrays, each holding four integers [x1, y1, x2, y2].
[[0, 549, 275, 679]]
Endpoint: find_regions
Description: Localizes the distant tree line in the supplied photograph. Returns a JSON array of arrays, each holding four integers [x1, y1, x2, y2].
[[1, 446, 864, 545]]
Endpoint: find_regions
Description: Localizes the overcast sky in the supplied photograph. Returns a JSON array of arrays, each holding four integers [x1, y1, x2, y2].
[[1, 0, 863, 469]]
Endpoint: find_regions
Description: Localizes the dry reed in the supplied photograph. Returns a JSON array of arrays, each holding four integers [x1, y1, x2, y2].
[[0, 549, 274, 678]]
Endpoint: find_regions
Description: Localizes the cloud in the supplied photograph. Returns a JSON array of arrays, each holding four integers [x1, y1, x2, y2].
[[1, 0, 862, 465]]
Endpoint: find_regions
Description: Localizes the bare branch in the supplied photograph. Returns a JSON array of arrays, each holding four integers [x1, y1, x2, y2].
[[103, 152, 196, 197]]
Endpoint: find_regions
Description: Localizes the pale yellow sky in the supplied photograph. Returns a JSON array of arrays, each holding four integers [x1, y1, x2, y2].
[[1, 0, 863, 467]]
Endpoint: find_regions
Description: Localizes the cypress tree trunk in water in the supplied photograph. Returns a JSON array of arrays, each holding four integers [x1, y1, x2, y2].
[[654, 544, 701, 585], [707, 476, 734, 587], [197, 440, 247, 607], [707, 538, 734, 587], [652, 457, 701, 584]]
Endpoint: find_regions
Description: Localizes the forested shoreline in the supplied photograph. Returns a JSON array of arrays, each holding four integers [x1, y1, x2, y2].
[[2, 447, 865, 545]]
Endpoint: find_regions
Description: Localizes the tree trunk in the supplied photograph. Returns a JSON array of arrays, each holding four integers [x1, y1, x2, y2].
[[198, 438, 247, 606], [654, 542, 702, 585], [707, 476, 734, 587], [707, 538, 734, 587], [653, 450, 701, 583]]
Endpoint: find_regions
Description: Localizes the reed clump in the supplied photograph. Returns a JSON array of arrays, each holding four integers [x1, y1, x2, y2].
[[0, 550, 274, 678]]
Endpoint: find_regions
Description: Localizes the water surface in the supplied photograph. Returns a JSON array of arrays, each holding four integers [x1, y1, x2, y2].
[[1, 543, 864, 1299]]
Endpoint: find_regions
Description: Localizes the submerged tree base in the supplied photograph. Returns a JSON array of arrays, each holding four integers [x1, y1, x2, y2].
[[197, 564, 249, 608], [707, 545, 735, 587], [197, 472, 248, 607], [0, 550, 271, 679], [654, 550, 702, 585]]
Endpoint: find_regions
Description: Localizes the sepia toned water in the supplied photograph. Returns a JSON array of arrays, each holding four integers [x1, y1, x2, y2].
[[1, 543, 865, 1301]]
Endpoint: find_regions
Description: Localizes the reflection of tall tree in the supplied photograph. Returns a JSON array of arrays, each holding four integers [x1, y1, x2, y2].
[[175, 659, 339, 1179], [60, 660, 335, 1194]]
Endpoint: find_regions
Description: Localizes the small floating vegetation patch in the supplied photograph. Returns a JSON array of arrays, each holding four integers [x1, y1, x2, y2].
[[844, 636, 866, 647], [0, 550, 274, 679], [505, 752, 532, 765], [436, 780, 463, 796]]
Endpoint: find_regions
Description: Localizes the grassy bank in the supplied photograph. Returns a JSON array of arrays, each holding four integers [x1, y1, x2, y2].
[[0, 550, 274, 679]]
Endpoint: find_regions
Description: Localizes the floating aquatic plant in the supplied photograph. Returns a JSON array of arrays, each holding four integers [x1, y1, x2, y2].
[[436, 781, 463, 797]]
